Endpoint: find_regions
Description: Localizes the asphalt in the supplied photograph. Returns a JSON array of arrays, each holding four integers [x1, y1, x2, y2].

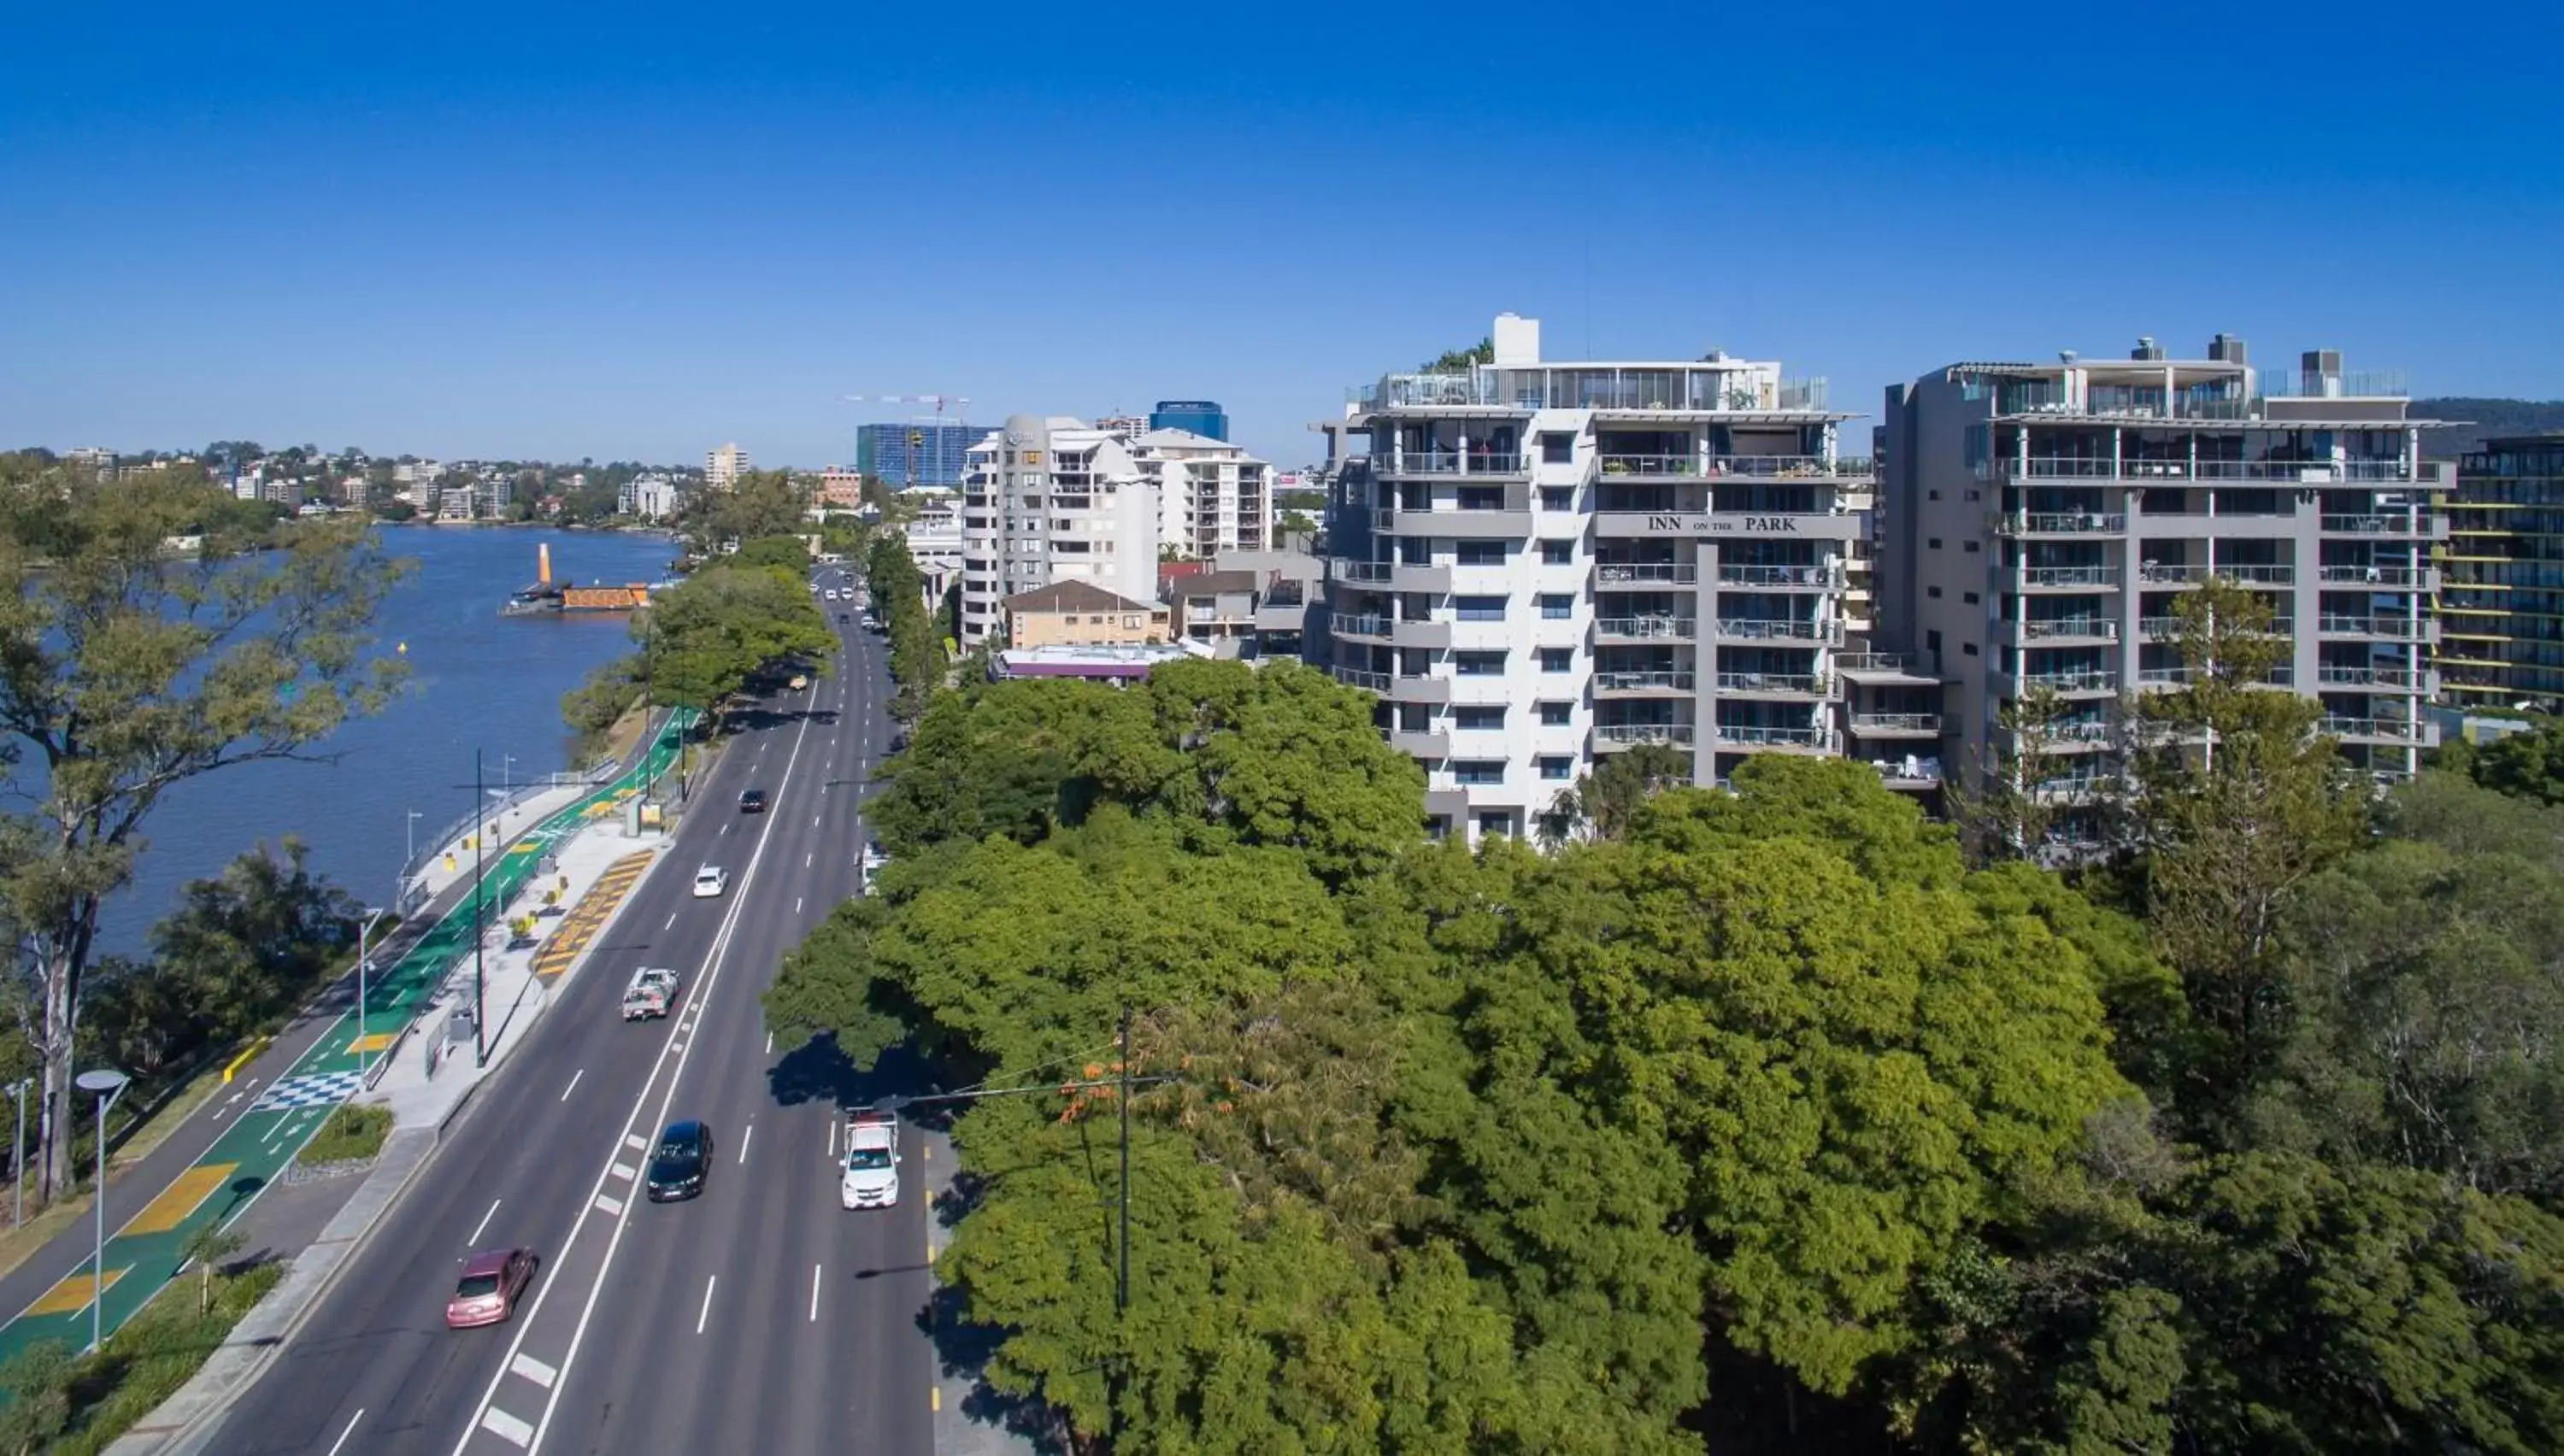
[[204, 572, 934, 1456], [0, 719, 686, 1367]]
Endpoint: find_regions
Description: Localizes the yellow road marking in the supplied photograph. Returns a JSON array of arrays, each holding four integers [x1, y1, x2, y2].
[[222, 1036, 271, 1083], [122, 1163, 238, 1236], [26, 1265, 126, 1317], [931, 1387, 941, 1412], [348, 1031, 396, 1055]]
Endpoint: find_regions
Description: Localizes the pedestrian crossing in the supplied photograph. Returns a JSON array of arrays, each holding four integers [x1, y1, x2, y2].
[[250, 1070, 367, 1113]]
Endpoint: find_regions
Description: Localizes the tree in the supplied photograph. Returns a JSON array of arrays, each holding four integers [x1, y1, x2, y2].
[[1420, 338, 1494, 372], [2443, 718, 2564, 805], [718, 534, 813, 573], [631, 565, 832, 718], [1946, 685, 2074, 864], [0, 459, 406, 1196], [0, 1340, 74, 1453], [679, 468, 807, 555], [1552, 741, 1689, 842], [559, 654, 644, 759], [2124, 578, 2367, 1132], [181, 1219, 248, 1314]]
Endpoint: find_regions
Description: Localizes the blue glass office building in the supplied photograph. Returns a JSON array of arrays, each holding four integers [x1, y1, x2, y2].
[[856, 422, 981, 487], [1148, 400, 1228, 441]]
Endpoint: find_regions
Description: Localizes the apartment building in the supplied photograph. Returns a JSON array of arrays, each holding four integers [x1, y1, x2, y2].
[[1173, 549, 1323, 660], [902, 487, 963, 602], [957, 415, 1161, 649], [1001, 580, 1171, 647], [704, 442, 751, 491], [2443, 434, 2564, 710], [1326, 314, 1875, 843], [1881, 338, 2446, 846], [856, 422, 979, 489], [1135, 430, 1271, 558], [818, 467, 865, 510]]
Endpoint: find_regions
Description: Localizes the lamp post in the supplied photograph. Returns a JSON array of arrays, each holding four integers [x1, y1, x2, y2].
[[355, 907, 390, 1082], [74, 1067, 128, 1353], [404, 808, 424, 912], [473, 751, 489, 1068], [6, 1079, 29, 1230]]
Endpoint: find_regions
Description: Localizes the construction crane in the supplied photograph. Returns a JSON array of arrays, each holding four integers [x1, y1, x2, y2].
[[843, 394, 973, 491]]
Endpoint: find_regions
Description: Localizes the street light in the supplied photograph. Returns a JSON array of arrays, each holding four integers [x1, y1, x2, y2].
[[404, 808, 425, 911], [473, 751, 497, 1067], [355, 907, 390, 1082], [5, 1079, 30, 1230], [74, 1067, 128, 1353]]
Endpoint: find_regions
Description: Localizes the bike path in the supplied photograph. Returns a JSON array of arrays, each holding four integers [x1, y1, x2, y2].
[[0, 711, 695, 1365]]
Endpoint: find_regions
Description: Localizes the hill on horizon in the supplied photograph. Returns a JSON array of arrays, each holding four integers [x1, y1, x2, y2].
[[2414, 397, 2564, 459]]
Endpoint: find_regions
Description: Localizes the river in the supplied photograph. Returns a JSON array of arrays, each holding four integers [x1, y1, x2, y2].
[[95, 524, 679, 954]]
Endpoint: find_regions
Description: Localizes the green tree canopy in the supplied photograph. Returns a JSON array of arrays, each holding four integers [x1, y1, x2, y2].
[[632, 564, 832, 715]]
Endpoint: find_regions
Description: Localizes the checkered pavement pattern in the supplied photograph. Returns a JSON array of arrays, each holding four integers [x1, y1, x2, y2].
[[250, 1070, 366, 1113]]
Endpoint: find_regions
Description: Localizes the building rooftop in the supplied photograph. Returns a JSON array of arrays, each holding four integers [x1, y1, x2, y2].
[[1175, 569, 1258, 597], [999, 579, 1161, 615], [992, 641, 1206, 680]]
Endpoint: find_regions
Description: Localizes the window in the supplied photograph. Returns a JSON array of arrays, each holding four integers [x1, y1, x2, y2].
[[1964, 540, 1980, 553], [1962, 591, 1979, 605], [1962, 642, 1979, 655], [1454, 760, 1505, 785], [1454, 651, 1506, 675], [1539, 647, 1574, 672], [1541, 486, 1574, 511], [1477, 812, 1514, 839], [1541, 432, 1574, 464], [1456, 540, 1508, 565], [1928, 537, 1943, 549], [1454, 705, 1505, 730], [1926, 629, 1943, 654], [1456, 595, 1507, 621], [1540, 593, 1573, 619], [1539, 755, 1573, 780], [1541, 540, 1575, 565], [1538, 700, 1572, 725], [1927, 490, 1940, 501], [1927, 586, 1942, 599]]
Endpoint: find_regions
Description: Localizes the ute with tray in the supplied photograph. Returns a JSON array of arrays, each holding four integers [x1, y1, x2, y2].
[[620, 966, 682, 1021]]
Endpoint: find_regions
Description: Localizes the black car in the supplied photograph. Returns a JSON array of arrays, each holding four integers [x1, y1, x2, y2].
[[887, 729, 909, 754], [644, 1120, 713, 1202], [738, 789, 768, 814]]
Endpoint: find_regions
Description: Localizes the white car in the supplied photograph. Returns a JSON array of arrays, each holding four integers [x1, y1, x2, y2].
[[825, 588, 840, 601], [691, 866, 728, 899]]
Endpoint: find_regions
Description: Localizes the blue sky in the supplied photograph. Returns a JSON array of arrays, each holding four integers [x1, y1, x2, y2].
[[5, 0, 2559, 469]]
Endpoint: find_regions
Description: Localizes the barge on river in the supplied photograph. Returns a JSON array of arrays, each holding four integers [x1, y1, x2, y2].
[[501, 543, 656, 615]]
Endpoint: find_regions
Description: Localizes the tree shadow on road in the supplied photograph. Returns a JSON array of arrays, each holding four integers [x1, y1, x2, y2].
[[922, 1283, 1072, 1454]]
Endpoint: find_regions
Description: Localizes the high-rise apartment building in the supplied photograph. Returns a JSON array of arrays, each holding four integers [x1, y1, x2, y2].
[[1326, 314, 1880, 844], [958, 415, 1162, 649], [1133, 430, 1270, 558], [856, 422, 979, 488], [1881, 338, 2446, 847], [1148, 401, 1228, 442], [2443, 434, 2564, 710], [705, 442, 750, 490]]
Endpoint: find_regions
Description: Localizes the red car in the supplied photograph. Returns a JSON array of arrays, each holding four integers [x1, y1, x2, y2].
[[445, 1248, 538, 1329]]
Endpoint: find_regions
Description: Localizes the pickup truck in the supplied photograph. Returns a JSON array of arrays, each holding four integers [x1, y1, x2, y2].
[[620, 966, 681, 1021], [841, 1110, 900, 1209]]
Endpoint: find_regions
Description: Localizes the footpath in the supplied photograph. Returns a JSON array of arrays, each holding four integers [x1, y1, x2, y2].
[[0, 709, 697, 1384]]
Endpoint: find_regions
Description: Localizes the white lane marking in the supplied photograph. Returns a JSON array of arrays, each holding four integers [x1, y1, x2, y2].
[[826, 1119, 836, 1156], [738, 1124, 754, 1164], [720, 822, 730, 835], [804, 853, 811, 869], [696, 1275, 717, 1335], [796, 897, 803, 915], [810, 813, 820, 827], [482, 699, 822, 1456], [593, 1194, 624, 1216], [468, 1199, 503, 1247], [325, 1409, 367, 1456], [664, 913, 676, 931], [509, 1353, 557, 1390], [607, 1163, 636, 1182], [480, 1407, 534, 1447], [809, 1263, 822, 1322], [764, 1030, 773, 1054], [623, 1134, 646, 1153], [558, 1069, 582, 1102]]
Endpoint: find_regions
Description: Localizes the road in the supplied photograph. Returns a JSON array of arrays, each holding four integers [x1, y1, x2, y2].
[[209, 570, 933, 1456], [0, 715, 691, 1370]]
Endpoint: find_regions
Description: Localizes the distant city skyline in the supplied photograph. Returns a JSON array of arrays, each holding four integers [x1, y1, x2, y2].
[[4, 3, 2559, 469]]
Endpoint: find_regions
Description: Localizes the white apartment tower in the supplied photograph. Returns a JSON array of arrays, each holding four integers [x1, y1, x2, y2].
[[1134, 430, 1270, 558], [1880, 338, 2446, 851], [705, 442, 751, 490], [958, 415, 1162, 649], [1328, 314, 1883, 844]]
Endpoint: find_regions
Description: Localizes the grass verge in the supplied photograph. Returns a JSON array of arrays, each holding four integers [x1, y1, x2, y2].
[[0, 1259, 283, 1453], [292, 1104, 391, 1169]]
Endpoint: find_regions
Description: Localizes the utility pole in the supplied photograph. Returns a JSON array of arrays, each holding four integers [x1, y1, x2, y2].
[[473, 749, 488, 1067], [1114, 1006, 1133, 1447]]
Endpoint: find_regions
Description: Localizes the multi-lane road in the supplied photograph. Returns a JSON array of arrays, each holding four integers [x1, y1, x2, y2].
[[211, 569, 933, 1456]]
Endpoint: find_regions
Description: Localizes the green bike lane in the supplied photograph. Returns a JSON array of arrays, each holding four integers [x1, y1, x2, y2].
[[0, 709, 696, 1362]]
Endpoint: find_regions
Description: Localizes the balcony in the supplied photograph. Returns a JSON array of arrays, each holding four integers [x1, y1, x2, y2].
[[2136, 666, 2194, 688], [1716, 723, 1839, 754], [2020, 565, 2120, 590], [1385, 673, 1450, 706], [1836, 652, 1932, 683], [1386, 729, 1453, 759], [1596, 615, 1698, 642], [1331, 614, 1393, 642], [1996, 512, 2127, 537], [2317, 664, 2431, 690], [1378, 505, 1535, 538], [2139, 616, 2181, 639], [1861, 754, 1944, 788], [2321, 716, 2435, 746], [1329, 558, 1391, 585], [2020, 619, 2120, 643], [1704, 455, 1861, 479], [1597, 454, 1699, 478], [1714, 671, 1830, 698], [2220, 564, 2296, 585], [2317, 564, 2436, 590], [1373, 450, 1528, 479], [2135, 561, 2208, 586], [1716, 562, 1844, 590], [1357, 373, 1509, 410], [1332, 665, 1389, 694], [1596, 670, 1697, 696], [1595, 723, 1697, 749], [1389, 618, 1453, 649], [2317, 614, 2438, 643], [2322, 514, 2448, 540], [1849, 712, 1943, 737], [1715, 617, 1844, 645], [1595, 562, 1700, 587], [2018, 668, 2120, 696]]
